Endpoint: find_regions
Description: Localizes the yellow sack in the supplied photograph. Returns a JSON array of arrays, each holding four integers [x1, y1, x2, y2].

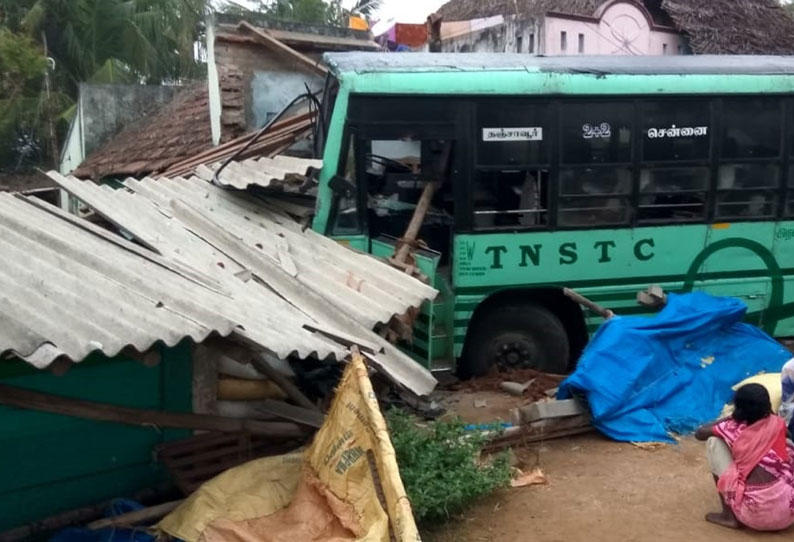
[[719, 373, 783, 418], [159, 353, 420, 542]]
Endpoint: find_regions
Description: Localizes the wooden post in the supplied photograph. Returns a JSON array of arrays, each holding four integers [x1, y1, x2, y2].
[[390, 181, 439, 267], [563, 288, 614, 320]]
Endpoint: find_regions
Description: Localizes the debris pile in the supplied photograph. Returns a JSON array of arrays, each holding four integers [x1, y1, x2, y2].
[[450, 368, 565, 402]]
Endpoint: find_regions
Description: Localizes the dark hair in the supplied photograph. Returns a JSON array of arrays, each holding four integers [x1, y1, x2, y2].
[[732, 383, 773, 425]]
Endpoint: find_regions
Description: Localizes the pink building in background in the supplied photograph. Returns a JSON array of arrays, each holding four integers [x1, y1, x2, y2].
[[438, 0, 688, 56], [544, 1, 686, 55]]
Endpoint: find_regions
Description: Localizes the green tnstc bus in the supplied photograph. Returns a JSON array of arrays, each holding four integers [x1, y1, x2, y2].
[[311, 53, 794, 377]]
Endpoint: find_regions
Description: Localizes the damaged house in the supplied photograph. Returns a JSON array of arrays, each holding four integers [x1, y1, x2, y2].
[[66, 15, 378, 180]]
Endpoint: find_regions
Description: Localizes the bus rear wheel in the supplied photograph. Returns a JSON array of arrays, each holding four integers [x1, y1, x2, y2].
[[461, 303, 570, 378]]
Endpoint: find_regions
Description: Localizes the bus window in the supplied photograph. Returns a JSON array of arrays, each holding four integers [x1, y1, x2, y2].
[[638, 167, 709, 222], [641, 101, 711, 161], [473, 169, 549, 229], [717, 98, 782, 218], [722, 99, 781, 159], [363, 136, 456, 257], [557, 167, 632, 227], [476, 102, 551, 167], [716, 164, 780, 219], [329, 137, 361, 235], [561, 102, 632, 164]]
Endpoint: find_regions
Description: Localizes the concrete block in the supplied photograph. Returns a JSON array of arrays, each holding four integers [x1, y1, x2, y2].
[[519, 399, 586, 424]]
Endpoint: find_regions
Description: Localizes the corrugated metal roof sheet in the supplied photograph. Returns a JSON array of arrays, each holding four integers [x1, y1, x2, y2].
[[46, 169, 438, 395], [193, 155, 323, 190], [0, 192, 241, 368]]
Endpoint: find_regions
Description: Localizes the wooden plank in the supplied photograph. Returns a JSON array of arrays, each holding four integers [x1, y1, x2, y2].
[[87, 500, 183, 530], [0, 383, 306, 438], [563, 288, 614, 319], [256, 399, 325, 428], [160, 112, 314, 177], [238, 21, 328, 77]]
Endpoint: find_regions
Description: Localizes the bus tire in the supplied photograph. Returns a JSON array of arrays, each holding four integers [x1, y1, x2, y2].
[[460, 303, 570, 378]]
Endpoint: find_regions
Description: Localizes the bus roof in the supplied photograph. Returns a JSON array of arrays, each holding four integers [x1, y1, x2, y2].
[[324, 53, 794, 77]]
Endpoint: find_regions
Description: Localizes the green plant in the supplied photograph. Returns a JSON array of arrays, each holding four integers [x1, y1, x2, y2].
[[387, 409, 512, 522]]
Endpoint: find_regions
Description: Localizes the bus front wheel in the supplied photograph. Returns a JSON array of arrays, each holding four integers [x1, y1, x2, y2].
[[461, 303, 570, 378]]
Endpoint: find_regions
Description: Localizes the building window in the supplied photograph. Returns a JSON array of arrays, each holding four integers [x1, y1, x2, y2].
[[663, 43, 668, 55], [561, 31, 567, 53], [529, 33, 535, 53], [578, 33, 585, 54], [516, 35, 523, 53]]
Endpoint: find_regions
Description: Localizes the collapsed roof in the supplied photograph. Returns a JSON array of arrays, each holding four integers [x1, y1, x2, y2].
[[0, 163, 438, 396]]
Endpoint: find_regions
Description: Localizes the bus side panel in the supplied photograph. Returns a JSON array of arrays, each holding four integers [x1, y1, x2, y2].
[[451, 221, 794, 359], [772, 220, 794, 337]]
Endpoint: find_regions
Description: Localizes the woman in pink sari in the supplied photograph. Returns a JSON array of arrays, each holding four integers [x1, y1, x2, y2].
[[695, 383, 794, 531]]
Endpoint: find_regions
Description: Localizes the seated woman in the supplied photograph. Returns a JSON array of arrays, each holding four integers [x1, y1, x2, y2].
[[695, 383, 794, 531]]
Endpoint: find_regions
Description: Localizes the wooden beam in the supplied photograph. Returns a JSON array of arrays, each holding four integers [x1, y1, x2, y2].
[[251, 354, 319, 412], [0, 383, 306, 438], [257, 399, 324, 428], [238, 21, 328, 77]]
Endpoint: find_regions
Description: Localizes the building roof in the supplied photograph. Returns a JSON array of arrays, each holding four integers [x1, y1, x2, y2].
[[0, 192, 240, 369], [72, 74, 246, 180], [435, 0, 794, 54], [437, 0, 615, 22], [325, 52, 794, 76], [45, 167, 437, 395], [215, 12, 378, 51], [662, 0, 794, 55]]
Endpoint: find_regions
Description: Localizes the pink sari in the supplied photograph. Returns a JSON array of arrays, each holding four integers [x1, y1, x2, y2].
[[714, 417, 794, 531]]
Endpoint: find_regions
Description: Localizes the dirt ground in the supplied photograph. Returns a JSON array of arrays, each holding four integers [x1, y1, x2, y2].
[[422, 434, 794, 542], [423, 388, 794, 542]]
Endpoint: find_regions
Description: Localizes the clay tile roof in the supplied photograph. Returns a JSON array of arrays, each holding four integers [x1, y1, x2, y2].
[[73, 72, 246, 180]]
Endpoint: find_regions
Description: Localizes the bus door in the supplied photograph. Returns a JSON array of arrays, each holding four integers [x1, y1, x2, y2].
[[354, 122, 461, 368]]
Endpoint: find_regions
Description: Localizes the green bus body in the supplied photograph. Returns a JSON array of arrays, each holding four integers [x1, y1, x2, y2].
[[313, 54, 794, 374]]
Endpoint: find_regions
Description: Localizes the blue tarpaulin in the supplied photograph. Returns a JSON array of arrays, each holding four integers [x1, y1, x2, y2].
[[558, 292, 792, 443]]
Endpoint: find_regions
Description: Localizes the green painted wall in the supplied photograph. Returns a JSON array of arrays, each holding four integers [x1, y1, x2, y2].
[[0, 341, 192, 531]]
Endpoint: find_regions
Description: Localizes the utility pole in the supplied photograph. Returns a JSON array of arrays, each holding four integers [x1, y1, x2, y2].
[[41, 32, 60, 169]]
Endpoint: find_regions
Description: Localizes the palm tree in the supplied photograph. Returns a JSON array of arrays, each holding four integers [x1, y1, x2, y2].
[[349, 0, 382, 18], [21, 0, 208, 89], [0, 0, 209, 169]]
